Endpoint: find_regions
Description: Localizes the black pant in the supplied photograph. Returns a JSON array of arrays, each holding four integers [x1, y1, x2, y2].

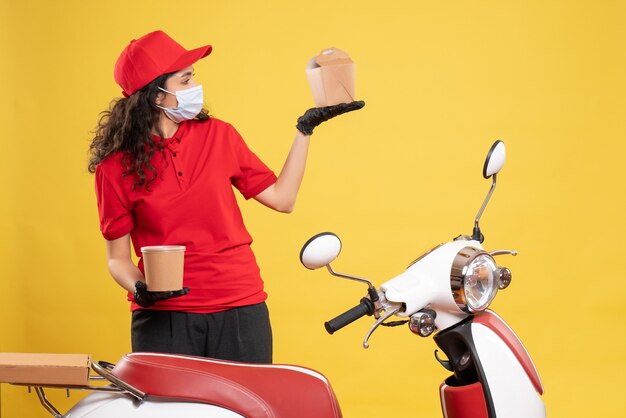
[[131, 302, 273, 363]]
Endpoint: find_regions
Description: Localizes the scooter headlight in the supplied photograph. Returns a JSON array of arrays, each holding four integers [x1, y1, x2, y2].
[[451, 247, 499, 313]]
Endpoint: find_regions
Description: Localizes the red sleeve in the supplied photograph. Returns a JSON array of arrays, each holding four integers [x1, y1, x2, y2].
[[227, 124, 278, 200], [95, 164, 135, 240]]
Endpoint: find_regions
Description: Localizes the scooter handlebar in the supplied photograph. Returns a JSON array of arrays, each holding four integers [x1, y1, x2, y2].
[[325, 298, 375, 334]]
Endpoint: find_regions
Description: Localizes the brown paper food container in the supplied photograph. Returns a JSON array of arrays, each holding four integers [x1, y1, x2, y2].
[[306, 47, 356, 107], [141, 245, 186, 291], [0, 353, 91, 386]]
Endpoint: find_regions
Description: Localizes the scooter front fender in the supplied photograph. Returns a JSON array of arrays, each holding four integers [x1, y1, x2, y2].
[[435, 310, 546, 418], [471, 311, 545, 417]]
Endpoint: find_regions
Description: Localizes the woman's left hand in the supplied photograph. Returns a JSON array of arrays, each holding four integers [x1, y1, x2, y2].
[[296, 101, 365, 135]]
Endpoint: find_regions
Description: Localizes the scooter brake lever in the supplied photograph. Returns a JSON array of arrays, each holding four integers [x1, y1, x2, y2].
[[363, 304, 403, 349]]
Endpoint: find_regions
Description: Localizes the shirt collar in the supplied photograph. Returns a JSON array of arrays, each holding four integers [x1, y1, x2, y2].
[[151, 120, 190, 146]]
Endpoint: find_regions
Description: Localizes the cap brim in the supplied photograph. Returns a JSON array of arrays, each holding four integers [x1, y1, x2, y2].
[[165, 44, 213, 74]]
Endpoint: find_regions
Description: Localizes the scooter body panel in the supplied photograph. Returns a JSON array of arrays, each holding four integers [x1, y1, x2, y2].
[[64, 391, 243, 417], [434, 311, 545, 418], [471, 321, 546, 417], [473, 310, 543, 394]]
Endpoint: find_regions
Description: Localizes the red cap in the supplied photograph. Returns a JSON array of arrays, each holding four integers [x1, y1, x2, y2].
[[114, 30, 212, 97]]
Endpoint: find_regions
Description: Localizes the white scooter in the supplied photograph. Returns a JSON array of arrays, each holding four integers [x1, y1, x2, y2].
[[9, 140, 544, 418], [299, 140, 545, 418]]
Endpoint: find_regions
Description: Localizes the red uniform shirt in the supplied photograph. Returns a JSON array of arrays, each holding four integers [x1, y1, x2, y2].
[[95, 118, 277, 313]]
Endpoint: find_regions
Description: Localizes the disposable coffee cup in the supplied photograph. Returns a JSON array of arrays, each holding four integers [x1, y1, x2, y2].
[[140, 245, 186, 291]]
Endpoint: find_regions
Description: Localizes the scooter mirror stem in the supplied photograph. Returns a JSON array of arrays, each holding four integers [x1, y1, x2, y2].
[[473, 174, 498, 243], [326, 264, 375, 290]]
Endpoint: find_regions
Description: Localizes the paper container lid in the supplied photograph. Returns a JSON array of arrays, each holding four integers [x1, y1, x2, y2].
[[315, 47, 352, 66], [141, 245, 186, 253]]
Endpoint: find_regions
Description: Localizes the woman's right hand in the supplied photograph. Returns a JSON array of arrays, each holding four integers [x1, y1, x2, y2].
[[133, 281, 189, 308]]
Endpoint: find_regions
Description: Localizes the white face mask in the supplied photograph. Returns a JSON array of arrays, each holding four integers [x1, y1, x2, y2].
[[157, 85, 204, 123]]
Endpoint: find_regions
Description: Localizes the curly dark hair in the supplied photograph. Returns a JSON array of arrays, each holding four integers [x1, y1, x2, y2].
[[88, 73, 209, 189]]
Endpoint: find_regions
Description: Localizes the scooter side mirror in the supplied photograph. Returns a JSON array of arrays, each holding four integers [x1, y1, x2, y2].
[[483, 140, 506, 179], [300, 232, 342, 270]]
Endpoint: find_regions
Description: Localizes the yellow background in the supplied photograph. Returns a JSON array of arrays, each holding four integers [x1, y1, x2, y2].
[[1, 1, 624, 417]]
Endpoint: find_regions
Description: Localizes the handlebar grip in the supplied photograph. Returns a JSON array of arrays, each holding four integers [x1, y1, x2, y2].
[[324, 298, 375, 335]]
